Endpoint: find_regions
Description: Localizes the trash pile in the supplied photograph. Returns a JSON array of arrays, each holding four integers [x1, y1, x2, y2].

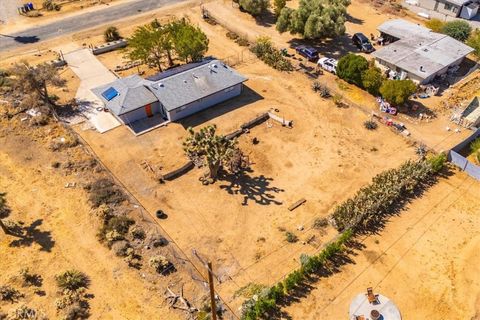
[[372, 112, 410, 136], [377, 97, 397, 115]]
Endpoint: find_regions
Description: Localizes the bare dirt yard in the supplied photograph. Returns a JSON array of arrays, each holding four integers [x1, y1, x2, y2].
[[72, 10, 420, 311], [283, 171, 480, 319], [2, 0, 480, 318], [0, 126, 182, 319]]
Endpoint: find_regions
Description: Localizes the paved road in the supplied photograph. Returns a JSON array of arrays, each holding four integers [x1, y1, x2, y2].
[[0, 0, 185, 52]]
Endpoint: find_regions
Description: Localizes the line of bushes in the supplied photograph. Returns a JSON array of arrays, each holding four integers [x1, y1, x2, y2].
[[250, 36, 293, 72], [331, 154, 447, 231], [240, 229, 353, 319]]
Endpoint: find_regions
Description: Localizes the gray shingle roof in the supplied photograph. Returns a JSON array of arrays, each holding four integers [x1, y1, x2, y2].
[[147, 59, 247, 111], [373, 19, 473, 81], [91, 74, 158, 116]]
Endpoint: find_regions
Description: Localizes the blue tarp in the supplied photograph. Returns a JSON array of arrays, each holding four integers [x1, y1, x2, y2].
[[101, 87, 119, 101]]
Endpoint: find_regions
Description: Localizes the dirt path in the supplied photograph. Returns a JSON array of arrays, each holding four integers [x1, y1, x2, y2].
[[0, 134, 180, 319]]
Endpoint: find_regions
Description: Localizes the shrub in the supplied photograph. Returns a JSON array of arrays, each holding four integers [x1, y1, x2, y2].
[[104, 26, 121, 42], [19, 268, 42, 287], [250, 37, 293, 71], [379, 79, 416, 105], [98, 215, 134, 243], [425, 18, 445, 32], [55, 270, 89, 291], [130, 226, 146, 240], [363, 120, 378, 130], [87, 179, 126, 208], [312, 81, 321, 92], [0, 285, 23, 302], [285, 231, 298, 243], [149, 255, 173, 274], [467, 29, 480, 60], [361, 66, 383, 95], [337, 54, 369, 87], [239, 0, 270, 16], [43, 0, 60, 11], [441, 20, 471, 42], [313, 217, 328, 229], [426, 152, 447, 173]]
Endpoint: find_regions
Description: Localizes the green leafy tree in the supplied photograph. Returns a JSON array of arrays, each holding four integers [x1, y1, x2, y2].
[[361, 66, 383, 95], [467, 29, 480, 60], [0, 193, 10, 234], [239, 0, 270, 16], [183, 125, 238, 180], [441, 20, 471, 42], [379, 79, 417, 105], [276, 0, 350, 39], [127, 24, 169, 71], [273, 0, 286, 16], [104, 26, 121, 42], [425, 18, 444, 32], [336, 53, 368, 87], [170, 19, 209, 63]]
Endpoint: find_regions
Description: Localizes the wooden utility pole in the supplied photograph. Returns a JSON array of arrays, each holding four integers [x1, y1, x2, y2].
[[207, 261, 217, 320]]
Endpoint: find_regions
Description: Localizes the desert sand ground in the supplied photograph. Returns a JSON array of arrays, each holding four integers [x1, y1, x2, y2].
[[0, 129, 181, 319], [1, 0, 479, 318], [283, 171, 480, 319]]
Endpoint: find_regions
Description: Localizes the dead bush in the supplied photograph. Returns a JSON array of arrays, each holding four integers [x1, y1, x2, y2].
[[87, 179, 126, 208], [149, 255, 173, 274], [97, 216, 134, 244], [49, 132, 78, 151], [0, 285, 23, 303]]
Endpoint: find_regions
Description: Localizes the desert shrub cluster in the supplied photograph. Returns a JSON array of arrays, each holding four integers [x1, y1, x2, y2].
[[250, 37, 293, 72]]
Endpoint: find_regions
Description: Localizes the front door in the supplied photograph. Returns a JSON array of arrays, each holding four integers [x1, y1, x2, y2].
[[145, 104, 153, 117]]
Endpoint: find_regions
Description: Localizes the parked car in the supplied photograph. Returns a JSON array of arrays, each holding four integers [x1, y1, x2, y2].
[[317, 57, 338, 74], [295, 45, 319, 61], [352, 33, 375, 53]]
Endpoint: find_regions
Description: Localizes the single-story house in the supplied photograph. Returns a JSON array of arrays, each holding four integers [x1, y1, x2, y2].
[[92, 58, 248, 125], [410, 0, 479, 19], [372, 19, 474, 84]]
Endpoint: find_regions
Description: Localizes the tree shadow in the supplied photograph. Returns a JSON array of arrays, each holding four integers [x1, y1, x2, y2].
[[254, 10, 276, 27], [288, 35, 361, 60], [218, 169, 284, 206], [346, 13, 364, 25], [3, 35, 41, 44], [9, 219, 55, 252]]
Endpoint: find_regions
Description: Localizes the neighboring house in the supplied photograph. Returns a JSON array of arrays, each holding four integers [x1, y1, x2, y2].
[[408, 0, 479, 19], [452, 96, 480, 128], [372, 19, 473, 84], [92, 58, 248, 125]]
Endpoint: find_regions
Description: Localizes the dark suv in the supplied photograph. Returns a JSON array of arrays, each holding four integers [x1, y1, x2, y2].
[[295, 45, 319, 61], [352, 33, 375, 53]]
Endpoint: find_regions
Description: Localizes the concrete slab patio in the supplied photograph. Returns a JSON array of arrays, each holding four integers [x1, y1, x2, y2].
[[64, 48, 121, 133]]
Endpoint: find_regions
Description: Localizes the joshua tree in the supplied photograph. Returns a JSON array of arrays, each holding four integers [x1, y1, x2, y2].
[[0, 192, 10, 234], [183, 125, 238, 180]]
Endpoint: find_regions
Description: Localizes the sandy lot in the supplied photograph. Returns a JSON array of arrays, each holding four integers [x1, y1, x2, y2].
[[73, 12, 420, 309], [0, 131, 181, 319], [2, 0, 479, 318], [283, 171, 480, 319]]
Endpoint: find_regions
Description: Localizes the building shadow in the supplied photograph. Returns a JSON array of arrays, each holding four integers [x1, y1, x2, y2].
[[218, 169, 284, 206], [179, 85, 264, 128], [9, 219, 55, 252]]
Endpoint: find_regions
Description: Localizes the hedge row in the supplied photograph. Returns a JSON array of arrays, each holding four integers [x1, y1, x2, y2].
[[331, 154, 446, 231], [240, 229, 353, 319]]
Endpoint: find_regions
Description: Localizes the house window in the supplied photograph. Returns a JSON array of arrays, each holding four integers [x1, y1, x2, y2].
[[444, 2, 456, 11]]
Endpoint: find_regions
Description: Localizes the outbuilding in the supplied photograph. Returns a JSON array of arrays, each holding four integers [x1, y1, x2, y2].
[[92, 58, 248, 125], [372, 19, 473, 84]]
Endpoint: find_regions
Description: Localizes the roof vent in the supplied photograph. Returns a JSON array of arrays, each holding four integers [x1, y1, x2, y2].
[[158, 83, 164, 88], [212, 63, 217, 68], [192, 73, 198, 79], [183, 79, 187, 83], [423, 48, 428, 52]]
